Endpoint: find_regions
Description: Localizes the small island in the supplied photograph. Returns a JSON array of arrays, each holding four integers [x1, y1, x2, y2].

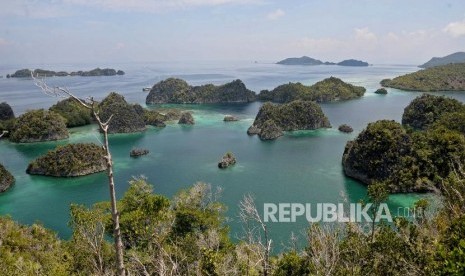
[[223, 115, 239, 122], [381, 63, 465, 91], [218, 152, 236, 169], [258, 77, 366, 103], [145, 78, 256, 104], [99, 92, 146, 134], [7, 68, 125, 78], [276, 56, 369, 67], [419, 52, 465, 68], [26, 143, 107, 177], [374, 88, 388, 95], [338, 124, 353, 133], [9, 109, 69, 143], [178, 112, 195, 125], [248, 100, 331, 140], [130, 148, 149, 157], [342, 94, 465, 193], [0, 164, 14, 193]]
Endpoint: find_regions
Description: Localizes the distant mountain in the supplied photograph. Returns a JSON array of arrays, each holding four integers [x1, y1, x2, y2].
[[276, 57, 368, 67], [277, 56, 323, 65], [419, 52, 465, 68], [337, 59, 369, 67]]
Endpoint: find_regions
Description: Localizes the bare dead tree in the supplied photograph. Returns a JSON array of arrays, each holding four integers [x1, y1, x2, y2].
[[0, 130, 7, 138], [239, 194, 271, 276], [31, 73, 126, 276]]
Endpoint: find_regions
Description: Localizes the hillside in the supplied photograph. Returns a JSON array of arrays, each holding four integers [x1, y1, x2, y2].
[[419, 52, 465, 68], [381, 63, 465, 91]]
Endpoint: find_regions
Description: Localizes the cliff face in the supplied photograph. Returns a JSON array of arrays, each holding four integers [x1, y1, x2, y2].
[[9, 109, 69, 143], [248, 100, 331, 140], [0, 102, 15, 121], [0, 164, 14, 193], [26, 143, 107, 177], [258, 77, 365, 103], [146, 78, 256, 104], [99, 92, 146, 134]]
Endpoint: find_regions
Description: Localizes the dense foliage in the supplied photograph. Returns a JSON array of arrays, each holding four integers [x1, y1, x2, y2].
[[0, 102, 15, 120], [258, 77, 366, 103], [99, 92, 146, 133], [26, 143, 106, 177], [9, 109, 69, 143], [0, 163, 14, 193], [419, 51, 465, 68], [252, 100, 331, 131], [343, 94, 465, 193], [402, 94, 465, 130], [49, 98, 93, 127], [381, 63, 465, 91], [146, 78, 256, 104]]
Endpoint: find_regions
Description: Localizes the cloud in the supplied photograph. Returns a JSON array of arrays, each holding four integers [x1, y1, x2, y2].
[[267, 9, 285, 20], [63, 0, 263, 12], [443, 19, 465, 37], [0, 38, 10, 46], [354, 27, 377, 42]]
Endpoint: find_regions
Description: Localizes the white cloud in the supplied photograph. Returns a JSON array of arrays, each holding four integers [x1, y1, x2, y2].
[[63, 0, 262, 12], [443, 19, 465, 37], [0, 38, 10, 46], [354, 27, 377, 42], [266, 9, 285, 20]]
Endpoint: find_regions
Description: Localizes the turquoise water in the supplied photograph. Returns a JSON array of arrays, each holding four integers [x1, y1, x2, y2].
[[0, 62, 463, 250]]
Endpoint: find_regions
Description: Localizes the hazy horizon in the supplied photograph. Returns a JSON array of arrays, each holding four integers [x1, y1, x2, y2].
[[1, 0, 465, 66]]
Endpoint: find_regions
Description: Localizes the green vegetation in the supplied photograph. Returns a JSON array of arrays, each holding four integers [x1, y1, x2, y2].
[[3, 172, 465, 274], [99, 92, 146, 133], [9, 109, 69, 143], [26, 143, 106, 177], [0, 102, 14, 120], [381, 63, 465, 91], [258, 77, 365, 103], [402, 94, 465, 130], [49, 97, 93, 127], [0, 163, 14, 193], [143, 109, 167, 127], [343, 94, 465, 193], [218, 152, 237, 168], [146, 78, 256, 104]]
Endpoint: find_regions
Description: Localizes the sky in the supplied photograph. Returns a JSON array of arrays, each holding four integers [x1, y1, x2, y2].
[[1, 0, 465, 65]]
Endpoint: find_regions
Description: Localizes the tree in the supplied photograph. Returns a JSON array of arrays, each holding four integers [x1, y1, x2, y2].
[[32, 73, 126, 276]]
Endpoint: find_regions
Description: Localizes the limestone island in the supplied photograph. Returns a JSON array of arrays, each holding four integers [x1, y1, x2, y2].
[[7, 68, 125, 78], [218, 152, 236, 169], [374, 88, 388, 95], [276, 56, 368, 67], [130, 148, 149, 157], [0, 164, 15, 193], [145, 78, 256, 104], [178, 112, 195, 125], [99, 92, 146, 133], [9, 109, 68, 143], [342, 94, 465, 193], [26, 143, 107, 177], [419, 52, 465, 68], [0, 102, 15, 120], [338, 124, 353, 133], [380, 63, 465, 91], [258, 77, 366, 103], [223, 115, 239, 122], [248, 100, 331, 140]]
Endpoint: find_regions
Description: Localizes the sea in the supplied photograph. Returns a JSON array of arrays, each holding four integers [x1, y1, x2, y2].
[[1, 61, 463, 252]]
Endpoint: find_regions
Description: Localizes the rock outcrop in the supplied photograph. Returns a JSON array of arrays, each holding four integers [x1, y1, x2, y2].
[[374, 88, 387, 95], [338, 124, 353, 133], [258, 120, 283, 140], [178, 112, 195, 125], [0, 102, 15, 120], [130, 148, 149, 157], [9, 109, 69, 143], [146, 78, 256, 104], [218, 152, 237, 169], [26, 143, 107, 177], [223, 115, 239, 122], [0, 164, 14, 193]]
